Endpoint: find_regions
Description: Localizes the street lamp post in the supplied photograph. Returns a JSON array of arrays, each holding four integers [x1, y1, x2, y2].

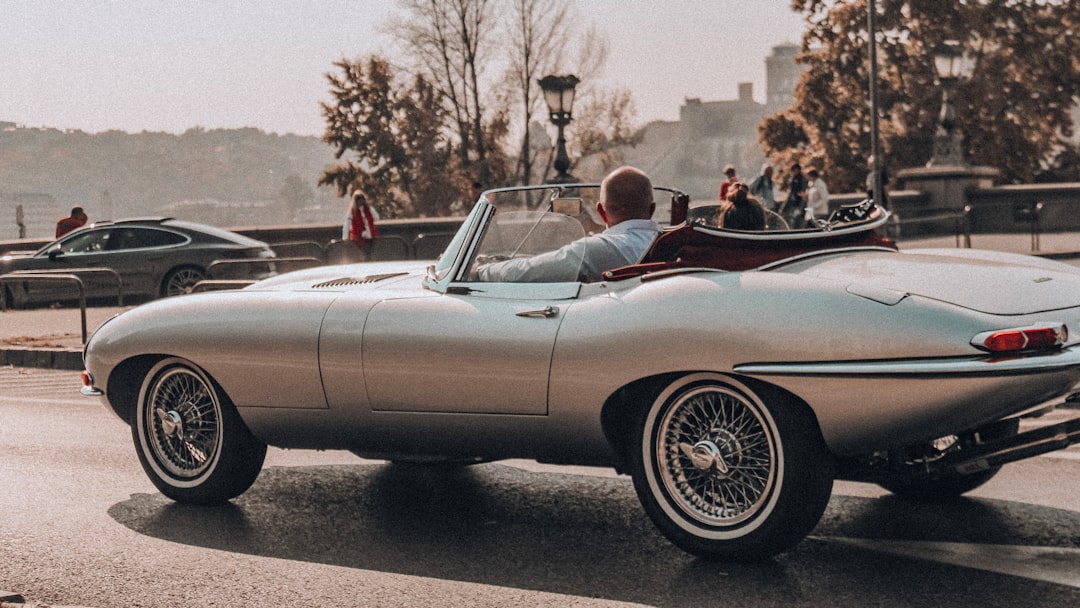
[[538, 74, 580, 184], [898, 39, 996, 225], [928, 40, 975, 167]]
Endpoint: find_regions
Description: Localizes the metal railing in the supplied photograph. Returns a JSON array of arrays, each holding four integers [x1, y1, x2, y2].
[[0, 273, 90, 342], [191, 279, 257, 293], [323, 233, 456, 264], [1012, 201, 1044, 252], [892, 206, 972, 248], [269, 240, 326, 260], [0, 266, 123, 306], [0, 267, 124, 343], [206, 256, 321, 279]]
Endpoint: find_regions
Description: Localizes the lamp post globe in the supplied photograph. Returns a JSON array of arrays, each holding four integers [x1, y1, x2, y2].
[[928, 40, 974, 167], [538, 74, 580, 184]]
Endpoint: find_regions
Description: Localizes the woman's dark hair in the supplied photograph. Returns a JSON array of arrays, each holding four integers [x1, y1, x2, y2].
[[720, 182, 765, 231]]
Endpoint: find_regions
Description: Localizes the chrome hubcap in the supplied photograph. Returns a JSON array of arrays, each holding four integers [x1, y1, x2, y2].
[[157, 408, 183, 438]]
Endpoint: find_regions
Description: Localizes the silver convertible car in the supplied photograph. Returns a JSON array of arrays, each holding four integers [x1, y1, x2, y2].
[[81, 184, 1080, 560]]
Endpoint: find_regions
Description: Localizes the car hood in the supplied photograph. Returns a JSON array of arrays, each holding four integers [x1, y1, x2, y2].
[[791, 249, 1080, 315], [251, 260, 429, 292]]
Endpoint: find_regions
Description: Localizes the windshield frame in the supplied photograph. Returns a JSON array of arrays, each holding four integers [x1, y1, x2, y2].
[[423, 183, 689, 292]]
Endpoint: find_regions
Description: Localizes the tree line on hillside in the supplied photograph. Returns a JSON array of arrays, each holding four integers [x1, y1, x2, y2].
[[0, 125, 343, 226]]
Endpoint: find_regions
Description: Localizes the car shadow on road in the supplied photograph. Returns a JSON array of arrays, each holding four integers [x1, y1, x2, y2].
[[107, 462, 1080, 606]]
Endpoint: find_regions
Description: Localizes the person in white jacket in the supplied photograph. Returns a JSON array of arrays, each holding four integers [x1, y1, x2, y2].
[[805, 167, 830, 224]]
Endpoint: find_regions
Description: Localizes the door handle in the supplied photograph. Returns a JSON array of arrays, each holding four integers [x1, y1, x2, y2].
[[515, 306, 559, 318]]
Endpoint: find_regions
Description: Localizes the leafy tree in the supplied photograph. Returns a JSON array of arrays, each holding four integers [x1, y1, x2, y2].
[[761, 0, 1080, 192], [319, 56, 463, 217]]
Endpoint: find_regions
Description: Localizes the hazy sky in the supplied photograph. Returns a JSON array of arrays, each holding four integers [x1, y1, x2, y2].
[[1, 0, 805, 137]]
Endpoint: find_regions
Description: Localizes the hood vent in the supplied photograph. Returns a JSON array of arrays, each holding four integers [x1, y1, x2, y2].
[[311, 272, 408, 289]]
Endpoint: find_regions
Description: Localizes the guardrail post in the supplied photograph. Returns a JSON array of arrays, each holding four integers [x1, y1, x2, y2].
[[0, 273, 88, 342], [1013, 202, 1043, 252], [960, 205, 972, 248]]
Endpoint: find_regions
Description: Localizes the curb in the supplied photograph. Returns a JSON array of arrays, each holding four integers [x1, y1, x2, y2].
[[0, 347, 83, 370]]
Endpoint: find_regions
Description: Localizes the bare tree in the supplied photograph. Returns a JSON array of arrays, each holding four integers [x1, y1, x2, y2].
[[504, 0, 570, 185], [387, 0, 502, 184]]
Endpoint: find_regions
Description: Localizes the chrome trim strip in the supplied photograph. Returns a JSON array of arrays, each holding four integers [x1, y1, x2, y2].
[[755, 246, 899, 271], [734, 345, 1080, 377]]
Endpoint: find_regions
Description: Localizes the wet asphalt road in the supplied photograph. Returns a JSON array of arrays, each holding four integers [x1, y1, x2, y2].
[[1, 367, 1079, 607]]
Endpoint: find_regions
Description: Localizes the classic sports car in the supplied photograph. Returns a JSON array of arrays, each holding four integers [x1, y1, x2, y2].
[[81, 184, 1080, 560]]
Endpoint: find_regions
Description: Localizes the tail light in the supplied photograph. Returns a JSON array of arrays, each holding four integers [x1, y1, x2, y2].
[[971, 324, 1067, 353]]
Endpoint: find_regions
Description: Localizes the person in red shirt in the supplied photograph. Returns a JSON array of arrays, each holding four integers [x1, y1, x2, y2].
[[718, 164, 739, 201], [55, 206, 88, 238], [344, 192, 379, 260]]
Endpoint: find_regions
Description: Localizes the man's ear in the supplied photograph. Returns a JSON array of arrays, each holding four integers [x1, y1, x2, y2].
[[596, 201, 609, 224]]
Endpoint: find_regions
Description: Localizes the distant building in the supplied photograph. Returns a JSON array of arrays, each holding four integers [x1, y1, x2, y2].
[[622, 44, 803, 201], [765, 44, 800, 109]]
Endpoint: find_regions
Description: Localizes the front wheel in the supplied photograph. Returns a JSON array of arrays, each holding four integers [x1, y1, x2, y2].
[[629, 374, 834, 561], [133, 358, 266, 504]]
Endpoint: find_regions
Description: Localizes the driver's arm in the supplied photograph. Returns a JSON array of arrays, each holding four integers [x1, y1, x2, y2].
[[475, 238, 587, 283]]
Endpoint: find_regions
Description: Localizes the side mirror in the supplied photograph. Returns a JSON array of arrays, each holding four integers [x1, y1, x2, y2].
[[552, 197, 583, 216], [48, 245, 64, 261]]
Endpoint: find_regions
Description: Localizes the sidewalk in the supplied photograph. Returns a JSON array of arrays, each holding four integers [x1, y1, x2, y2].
[[2, 232, 1079, 371], [0, 305, 130, 370]]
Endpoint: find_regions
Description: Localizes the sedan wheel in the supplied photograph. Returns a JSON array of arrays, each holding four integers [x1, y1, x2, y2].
[[162, 266, 206, 297], [134, 358, 266, 505], [630, 373, 833, 560]]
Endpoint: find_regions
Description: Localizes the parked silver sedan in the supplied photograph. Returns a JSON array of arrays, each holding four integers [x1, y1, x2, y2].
[[0, 218, 275, 307], [81, 185, 1080, 560]]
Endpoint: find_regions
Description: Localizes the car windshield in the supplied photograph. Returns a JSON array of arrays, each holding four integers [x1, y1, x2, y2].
[[430, 184, 687, 285], [466, 209, 587, 282]]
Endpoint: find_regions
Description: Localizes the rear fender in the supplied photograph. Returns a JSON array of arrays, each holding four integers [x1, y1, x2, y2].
[[599, 372, 826, 474]]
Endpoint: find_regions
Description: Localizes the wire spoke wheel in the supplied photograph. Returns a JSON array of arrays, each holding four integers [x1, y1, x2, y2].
[[657, 385, 775, 527], [630, 374, 833, 560], [134, 358, 266, 504], [146, 367, 222, 479]]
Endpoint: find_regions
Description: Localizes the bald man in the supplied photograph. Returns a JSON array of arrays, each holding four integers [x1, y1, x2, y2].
[[477, 166, 659, 283]]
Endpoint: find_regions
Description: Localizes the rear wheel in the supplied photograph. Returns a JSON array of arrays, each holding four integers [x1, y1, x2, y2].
[[161, 266, 206, 297], [133, 357, 266, 504], [629, 373, 833, 561]]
